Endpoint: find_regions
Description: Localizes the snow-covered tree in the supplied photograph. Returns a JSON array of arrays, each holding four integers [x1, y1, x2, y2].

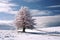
[[14, 6, 35, 32]]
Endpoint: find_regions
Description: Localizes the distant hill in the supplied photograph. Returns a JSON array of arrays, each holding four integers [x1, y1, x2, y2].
[[0, 24, 15, 30]]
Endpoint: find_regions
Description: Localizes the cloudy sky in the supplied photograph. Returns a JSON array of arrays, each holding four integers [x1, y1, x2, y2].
[[0, 0, 60, 27]]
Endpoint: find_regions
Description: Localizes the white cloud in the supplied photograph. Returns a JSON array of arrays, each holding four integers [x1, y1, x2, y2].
[[47, 5, 60, 8], [16, 7, 52, 16], [30, 9, 52, 16], [0, 0, 10, 1], [0, 0, 18, 14], [0, 20, 12, 24], [33, 15, 60, 28], [0, 15, 60, 29], [24, 0, 40, 2]]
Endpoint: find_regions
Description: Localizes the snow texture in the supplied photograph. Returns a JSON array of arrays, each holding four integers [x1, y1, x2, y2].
[[0, 27, 60, 40]]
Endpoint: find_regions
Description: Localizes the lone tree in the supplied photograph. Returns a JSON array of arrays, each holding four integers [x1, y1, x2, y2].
[[14, 6, 35, 32]]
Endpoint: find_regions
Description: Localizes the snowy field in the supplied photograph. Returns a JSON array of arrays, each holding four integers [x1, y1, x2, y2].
[[0, 27, 60, 40]]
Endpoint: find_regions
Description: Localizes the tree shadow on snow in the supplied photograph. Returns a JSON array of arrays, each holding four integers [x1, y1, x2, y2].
[[22, 31, 60, 37]]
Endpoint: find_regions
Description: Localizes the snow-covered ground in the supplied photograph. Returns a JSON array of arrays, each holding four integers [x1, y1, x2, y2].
[[0, 27, 60, 40]]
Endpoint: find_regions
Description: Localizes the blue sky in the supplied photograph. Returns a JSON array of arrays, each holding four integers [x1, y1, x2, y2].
[[0, 0, 60, 20], [0, 0, 60, 27]]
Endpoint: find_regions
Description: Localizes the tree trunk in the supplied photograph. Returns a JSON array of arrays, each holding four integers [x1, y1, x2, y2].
[[22, 27, 26, 32]]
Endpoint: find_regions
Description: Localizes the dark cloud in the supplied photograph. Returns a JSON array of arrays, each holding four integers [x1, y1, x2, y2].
[[34, 15, 60, 28], [45, 21, 60, 27], [24, 0, 40, 2]]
